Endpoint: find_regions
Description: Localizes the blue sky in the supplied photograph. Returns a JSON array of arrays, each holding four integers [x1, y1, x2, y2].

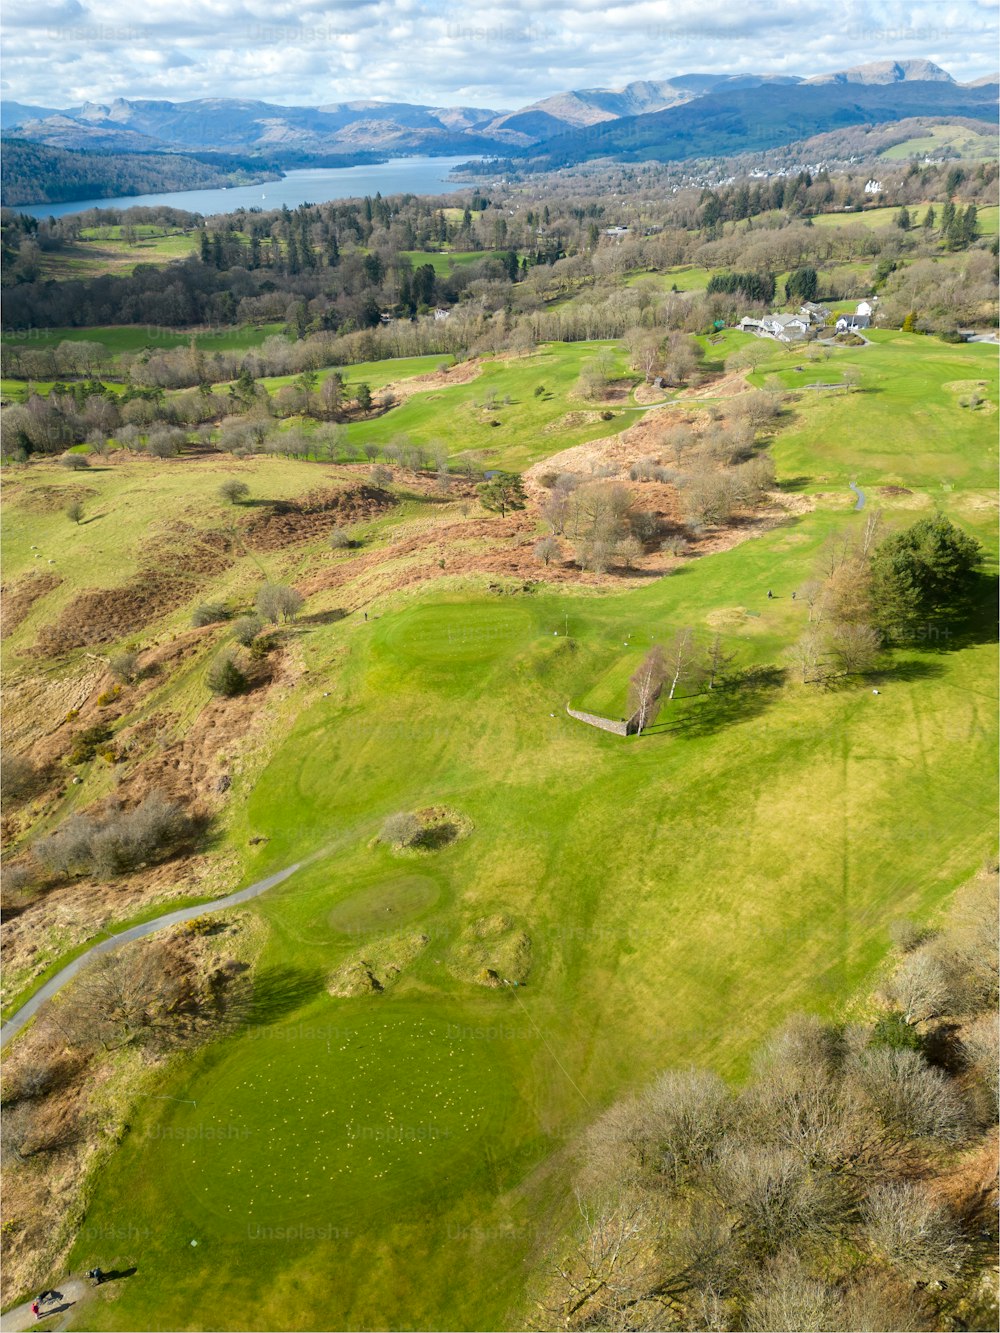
[[2, 0, 997, 108]]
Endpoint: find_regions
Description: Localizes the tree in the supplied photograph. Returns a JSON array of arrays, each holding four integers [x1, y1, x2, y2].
[[206, 651, 247, 696], [863, 1183, 966, 1280], [53, 945, 187, 1052], [828, 621, 881, 675], [534, 536, 560, 566], [660, 627, 699, 701], [370, 464, 393, 487], [65, 499, 84, 524], [218, 478, 249, 505], [617, 535, 644, 569], [255, 583, 303, 624], [330, 526, 353, 549], [627, 646, 665, 734], [60, 452, 89, 470], [192, 602, 230, 627], [703, 633, 737, 689], [784, 266, 818, 303], [355, 383, 373, 412], [478, 472, 527, 517], [870, 514, 982, 635]]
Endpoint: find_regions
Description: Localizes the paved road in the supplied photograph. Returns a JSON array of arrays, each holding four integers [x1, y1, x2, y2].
[[1, 1279, 89, 1331], [0, 861, 304, 1049], [848, 480, 866, 511]]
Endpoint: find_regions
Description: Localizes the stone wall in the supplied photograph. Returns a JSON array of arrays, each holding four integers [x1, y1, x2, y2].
[[565, 704, 637, 737]]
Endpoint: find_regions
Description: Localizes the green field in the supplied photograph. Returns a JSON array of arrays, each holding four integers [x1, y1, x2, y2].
[[400, 249, 503, 274], [880, 123, 1000, 161], [624, 265, 712, 292], [1, 320, 996, 1328], [809, 202, 999, 233], [0, 332, 984, 1329]]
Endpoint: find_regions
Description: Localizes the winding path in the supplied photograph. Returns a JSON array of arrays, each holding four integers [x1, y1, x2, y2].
[[0, 861, 305, 1050], [848, 480, 866, 511]]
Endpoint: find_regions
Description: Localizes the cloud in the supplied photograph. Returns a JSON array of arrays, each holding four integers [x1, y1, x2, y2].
[[1, 0, 996, 109]]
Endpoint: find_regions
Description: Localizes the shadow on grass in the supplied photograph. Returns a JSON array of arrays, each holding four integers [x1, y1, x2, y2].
[[299, 608, 348, 626], [643, 666, 787, 739], [246, 965, 327, 1027]]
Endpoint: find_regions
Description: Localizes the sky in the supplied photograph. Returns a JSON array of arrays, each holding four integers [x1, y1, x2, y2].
[[1, 0, 998, 110]]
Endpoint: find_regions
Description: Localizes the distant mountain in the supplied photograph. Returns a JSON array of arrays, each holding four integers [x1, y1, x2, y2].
[[805, 59, 954, 85], [523, 79, 998, 169], [0, 101, 63, 130], [3, 61, 988, 163], [2, 61, 996, 207]]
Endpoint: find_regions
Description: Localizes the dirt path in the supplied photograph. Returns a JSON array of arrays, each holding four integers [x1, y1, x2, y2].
[[0, 860, 306, 1049], [1, 1279, 89, 1331]]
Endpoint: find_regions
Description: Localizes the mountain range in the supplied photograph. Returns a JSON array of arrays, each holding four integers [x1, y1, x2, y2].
[[1, 60, 996, 208], [3, 59, 994, 160]]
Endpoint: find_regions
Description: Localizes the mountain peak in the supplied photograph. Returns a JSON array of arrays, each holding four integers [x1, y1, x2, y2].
[[806, 59, 954, 86]]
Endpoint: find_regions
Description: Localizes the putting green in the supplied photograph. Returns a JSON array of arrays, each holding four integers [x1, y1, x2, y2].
[[326, 875, 441, 936]]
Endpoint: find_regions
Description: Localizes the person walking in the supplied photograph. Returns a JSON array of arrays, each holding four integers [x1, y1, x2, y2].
[[31, 1302, 40, 1319]]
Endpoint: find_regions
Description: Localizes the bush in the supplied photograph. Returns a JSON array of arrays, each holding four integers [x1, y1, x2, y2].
[[870, 1011, 923, 1053], [380, 812, 423, 847], [232, 614, 263, 647], [59, 453, 90, 470], [255, 583, 303, 624], [96, 685, 122, 707], [192, 603, 230, 628], [329, 526, 353, 549], [109, 650, 140, 684], [533, 536, 560, 566], [218, 479, 250, 505], [206, 652, 247, 697], [67, 724, 113, 765], [38, 791, 192, 879], [370, 465, 393, 487]]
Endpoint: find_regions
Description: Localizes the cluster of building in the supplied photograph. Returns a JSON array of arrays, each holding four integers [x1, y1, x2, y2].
[[737, 299, 876, 343]]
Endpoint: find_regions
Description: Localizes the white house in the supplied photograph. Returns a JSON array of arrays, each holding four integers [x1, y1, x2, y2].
[[433, 307, 451, 322], [739, 313, 810, 343], [836, 298, 876, 333], [864, 179, 883, 195], [856, 300, 875, 318]]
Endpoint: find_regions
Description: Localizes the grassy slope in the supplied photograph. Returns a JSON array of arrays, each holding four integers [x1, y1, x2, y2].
[[2, 324, 284, 357], [24, 334, 995, 1331]]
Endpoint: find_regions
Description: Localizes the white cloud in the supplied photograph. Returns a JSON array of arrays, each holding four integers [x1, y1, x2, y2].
[[1, 0, 996, 109]]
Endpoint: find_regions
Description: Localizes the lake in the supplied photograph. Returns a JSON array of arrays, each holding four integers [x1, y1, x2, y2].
[[18, 156, 486, 219]]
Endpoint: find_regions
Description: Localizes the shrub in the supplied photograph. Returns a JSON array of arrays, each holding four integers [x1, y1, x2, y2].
[[329, 526, 353, 549], [370, 465, 393, 487], [96, 685, 122, 707], [380, 812, 423, 847], [232, 614, 263, 647], [67, 724, 113, 766], [192, 603, 230, 628], [870, 1011, 923, 1053], [218, 479, 250, 505], [206, 652, 247, 697], [533, 536, 561, 566], [109, 651, 140, 684], [59, 453, 90, 470], [255, 583, 303, 624], [38, 791, 192, 879], [65, 500, 84, 524]]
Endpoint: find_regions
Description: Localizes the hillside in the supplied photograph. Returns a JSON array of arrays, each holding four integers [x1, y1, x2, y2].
[[525, 80, 999, 168], [0, 140, 279, 208]]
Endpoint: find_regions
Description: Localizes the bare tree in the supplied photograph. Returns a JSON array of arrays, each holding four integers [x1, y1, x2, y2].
[[863, 1182, 966, 1279], [743, 1250, 839, 1333], [627, 647, 665, 735], [52, 945, 186, 1052], [884, 950, 953, 1024], [848, 1047, 967, 1143], [788, 629, 827, 685], [534, 536, 561, 566], [66, 499, 84, 524], [255, 583, 303, 624], [663, 627, 700, 700], [828, 621, 882, 675]]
